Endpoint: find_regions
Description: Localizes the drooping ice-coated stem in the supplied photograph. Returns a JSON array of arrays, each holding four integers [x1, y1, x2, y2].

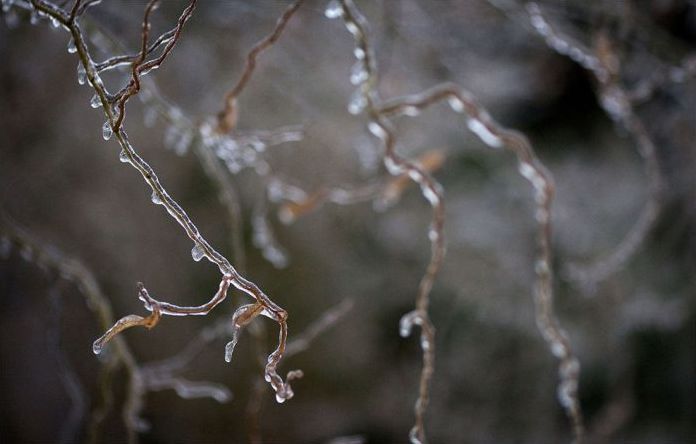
[[29, 0, 300, 404]]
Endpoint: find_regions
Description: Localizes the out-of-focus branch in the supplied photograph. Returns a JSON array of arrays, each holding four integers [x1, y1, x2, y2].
[[521, 2, 665, 291], [216, 0, 305, 133], [327, 1, 446, 442]]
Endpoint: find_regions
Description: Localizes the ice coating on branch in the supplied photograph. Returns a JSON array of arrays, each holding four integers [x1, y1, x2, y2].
[[447, 96, 465, 113], [467, 117, 502, 148]]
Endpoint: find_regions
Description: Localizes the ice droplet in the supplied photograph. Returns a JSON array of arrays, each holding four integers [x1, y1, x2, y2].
[[347, 89, 367, 115], [67, 37, 77, 53], [324, 0, 343, 19], [350, 61, 368, 85], [90, 94, 102, 108], [275, 393, 287, 403], [191, 244, 204, 262], [428, 227, 439, 242], [399, 311, 421, 337], [354, 47, 365, 60], [77, 63, 86, 85], [102, 121, 112, 140], [50, 17, 60, 28], [151, 191, 162, 205], [119, 150, 129, 163]]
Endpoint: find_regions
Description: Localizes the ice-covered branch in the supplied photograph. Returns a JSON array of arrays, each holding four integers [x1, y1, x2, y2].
[[26, 0, 299, 405]]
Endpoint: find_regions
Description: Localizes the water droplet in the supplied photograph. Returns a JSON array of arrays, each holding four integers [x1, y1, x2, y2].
[[354, 47, 365, 60], [119, 150, 129, 163], [67, 37, 77, 53], [50, 17, 60, 28], [275, 393, 287, 403], [76, 63, 86, 85], [347, 90, 367, 115], [324, 0, 343, 19], [102, 121, 112, 140], [90, 94, 101, 108], [191, 244, 204, 262]]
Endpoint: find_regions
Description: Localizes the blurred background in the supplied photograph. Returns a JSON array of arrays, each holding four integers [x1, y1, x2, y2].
[[1, 0, 694, 442]]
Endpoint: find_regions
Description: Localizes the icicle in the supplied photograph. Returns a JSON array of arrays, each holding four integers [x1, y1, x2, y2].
[[191, 244, 205, 262], [90, 94, 102, 108], [399, 311, 422, 338], [350, 61, 368, 85], [67, 37, 77, 54], [102, 121, 112, 141], [151, 191, 162, 205], [76, 63, 86, 85], [347, 89, 367, 115], [324, 0, 343, 19]]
